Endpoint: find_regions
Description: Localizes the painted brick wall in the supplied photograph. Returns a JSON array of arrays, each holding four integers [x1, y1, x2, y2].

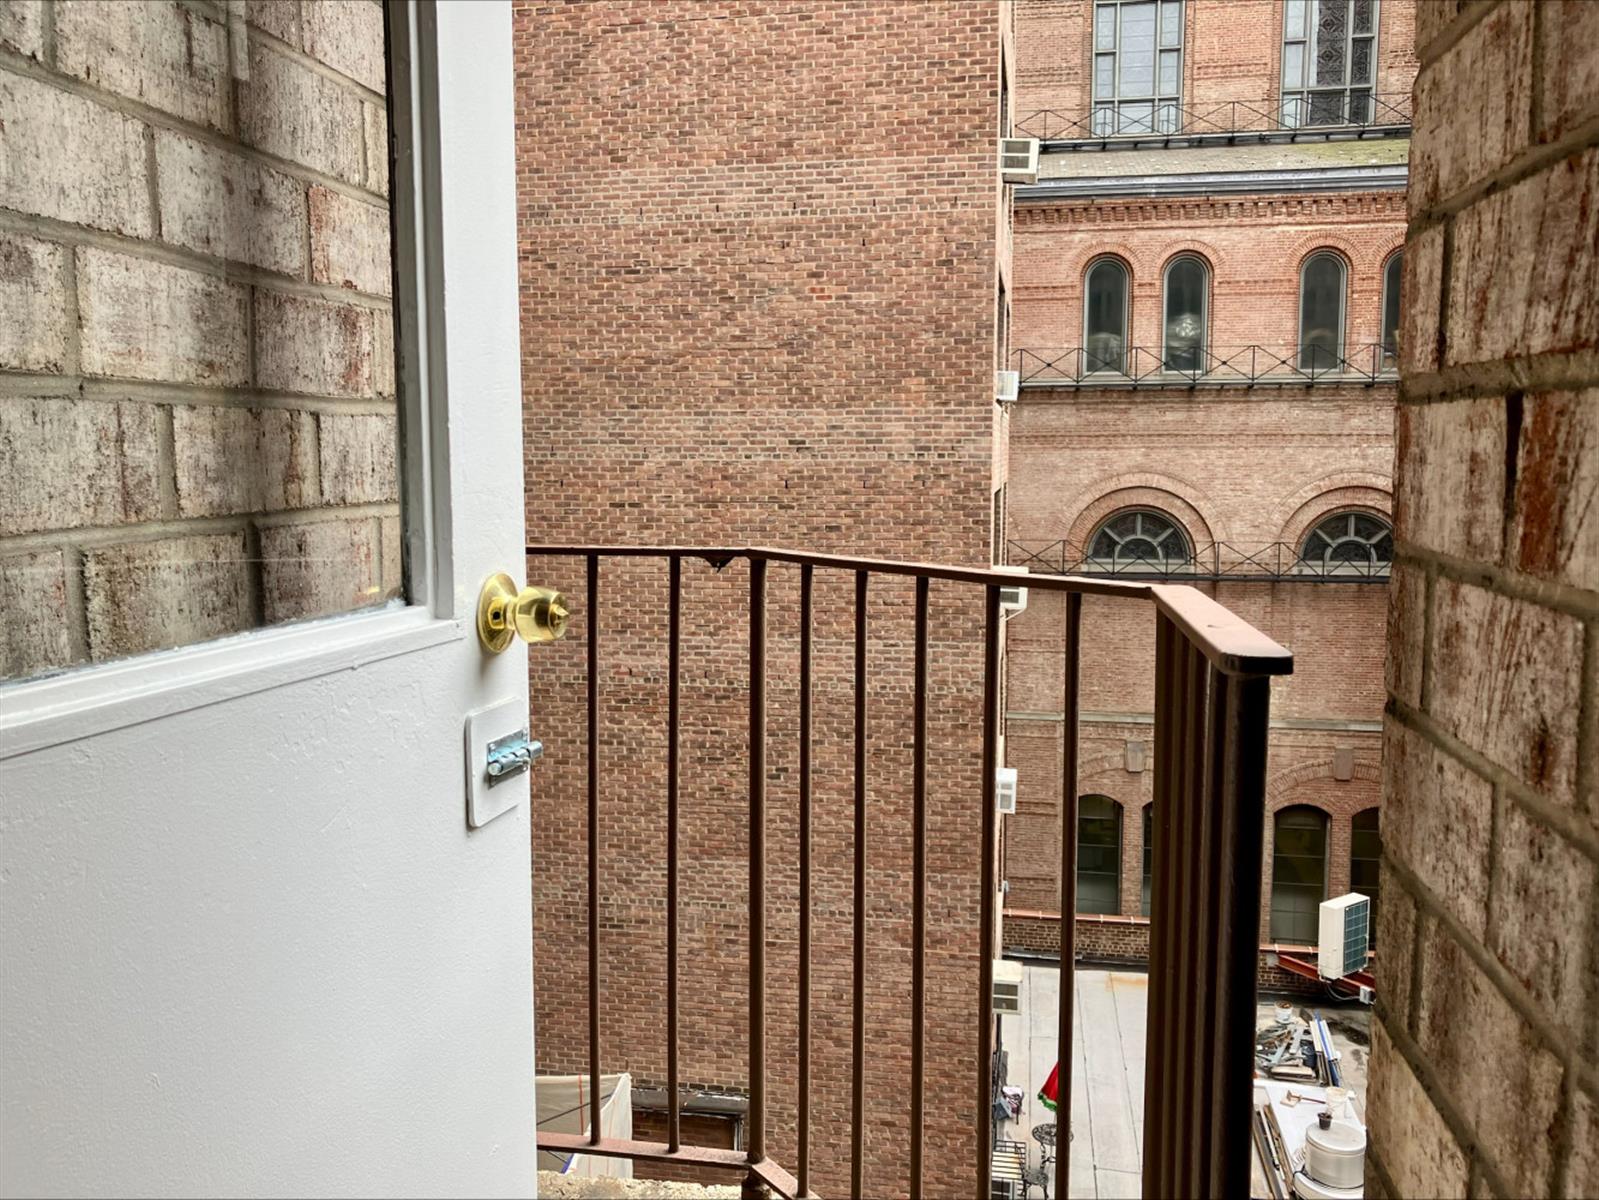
[[0, 0, 398, 682], [512, 4, 1009, 1196], [1366, 3, 1599, 1198]]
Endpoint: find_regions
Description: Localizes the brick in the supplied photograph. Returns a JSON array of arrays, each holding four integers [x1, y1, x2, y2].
[[83, 532, 253, 660], [380, 513, 402, 599], [155, 130, 308, 277], [1430, 578, 1583, 808], [317, 412, 397, 505], [76, 248, 250, 387], [1384, 562, 1424, 708], [1536, 0, 1599, 143], [1399, 222, 1443, 376], [1382, 721, 1492, 939], [1393, 398, 1505, 563], [1509, 389, 1599, 591], [258, 517, 378, 623], [1365, 1021, 1469, 1199], [239, 41, 366, 185], [246, 0, 301, 47], [1446, 146, 1599, 366], [0, 549, 71, 680], [0, 234, 69, 373], [1372, 874, 1416, 1031], [253, 290, 379, 398], [1488, 802, 1597, 1045], [1569, 1089, 1599, 1200], [303, 0, 387, 93], [0, 397, 162, 535], [309, 186, 392, 296], [1415, 921, 1563, 1197], [1409, 2, 1533, 213], [171, 405, 318, 517], [1413, 0, 1476, 56], [0, 0, 44, 57], [372, 310, 395, 399], [56, 0, 230, 131], [0, 74, 153, 238], [363, 100, 389, 197]]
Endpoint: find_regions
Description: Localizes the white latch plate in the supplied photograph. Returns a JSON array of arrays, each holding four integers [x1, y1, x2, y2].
[[465, 697, 532, 828]]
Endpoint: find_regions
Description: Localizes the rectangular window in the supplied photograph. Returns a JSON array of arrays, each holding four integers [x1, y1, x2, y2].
[[1091, 1, 1183, 137], [1282, 0, 1379, 128]]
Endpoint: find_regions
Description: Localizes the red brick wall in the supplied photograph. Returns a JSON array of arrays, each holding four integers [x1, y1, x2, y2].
[[1015, 0, 1417, 129], [1366, 3, 1599, 1198], [513, 4, 1009, 1196]]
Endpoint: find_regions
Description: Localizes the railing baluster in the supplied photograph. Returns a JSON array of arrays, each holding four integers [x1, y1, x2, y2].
[[910, 574, 929, 1200], [666, 554, 681, 1152], [748, 557, 767, 1169], [587, 552, 601, 1146], [797, 564, 813, 1198], [1055, 591, 1082, 1200], [977, 583, 1001, 1200], [851, 569, 868, 1200]]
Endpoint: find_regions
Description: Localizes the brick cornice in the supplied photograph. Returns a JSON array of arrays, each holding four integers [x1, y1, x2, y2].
[[1014, 190, 1408, 228]]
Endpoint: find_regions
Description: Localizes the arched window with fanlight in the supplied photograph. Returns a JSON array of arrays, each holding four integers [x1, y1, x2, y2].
[[1298, 251, 1346, 371], [1271, 806, 1329, 943], [1299, 510, 1392, 576], [1077, 794, 1123, 915], [1350, 808, 1381, 947], [1087, 509, 1191, 575], [1381, 252, 1403, 367], [1084, 258, 1130, 374], [1162, 255, 1208, 372]]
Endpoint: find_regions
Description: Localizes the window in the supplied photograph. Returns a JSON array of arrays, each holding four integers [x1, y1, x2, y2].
[[1141, 803, 1154, 916], [1077, 795, 1122, 915], [1092, 1, 1184, 136], [1088, 509, 1191, 573], [1162, 255, 1208, 371], [1299, 511, 1393, 575], [1298, 252, 1346, 371], [1281, 0, 1379, 128], [1084, 258, 1130, 373], [1270, 806, 1329, 943], [1350, 808, 1381, 947], [1381, 252, 1403, 366]]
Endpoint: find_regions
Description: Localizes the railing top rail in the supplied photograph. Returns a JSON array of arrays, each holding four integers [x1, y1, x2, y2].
[[525, 544, 1293, 676]]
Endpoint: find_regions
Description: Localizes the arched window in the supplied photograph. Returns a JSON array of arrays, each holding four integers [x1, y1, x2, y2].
[[1162, 255, 1208, 372], [1088, 509, 1191, 574], [1298, 252, 1346, 371], [1270, 806, 1329, 943], [1084, 258, 1130, 374], [1350, 808, 1381, 947], [1141, 803, 1154, 916], [1381, 252, 1403, 366], [1298, 510, 1393, 575], [1077, 795, 1122, 915]]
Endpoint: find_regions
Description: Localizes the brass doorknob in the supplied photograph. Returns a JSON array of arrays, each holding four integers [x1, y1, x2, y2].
[[477, 573, 570, 653]]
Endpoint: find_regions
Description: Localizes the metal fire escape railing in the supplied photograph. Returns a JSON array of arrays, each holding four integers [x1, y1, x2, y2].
[[1006, 540, 1393, 583], [1013, 93, 1412, 145], [1012, 343, 1399, 388], [527, 545, 1292, 1200]]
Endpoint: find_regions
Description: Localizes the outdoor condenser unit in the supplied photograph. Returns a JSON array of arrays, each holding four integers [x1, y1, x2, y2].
[[992, 958, 1023, 1014], [996, 564, 1028, 614], [999, 136, 1040, 185], [1317, 893, 1371, 979], [995, 767, 1018, 814], [995, 369, 1020, 404]]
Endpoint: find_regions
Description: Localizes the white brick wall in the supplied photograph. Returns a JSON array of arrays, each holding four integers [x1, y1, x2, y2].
[[0, 235, 69, 373]]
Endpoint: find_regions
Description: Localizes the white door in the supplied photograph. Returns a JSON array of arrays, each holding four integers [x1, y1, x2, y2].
[[0, 6, 541, 1196]]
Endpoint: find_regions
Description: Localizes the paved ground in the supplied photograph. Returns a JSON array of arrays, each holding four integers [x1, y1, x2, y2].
[[999, 961, 1371, 1199]]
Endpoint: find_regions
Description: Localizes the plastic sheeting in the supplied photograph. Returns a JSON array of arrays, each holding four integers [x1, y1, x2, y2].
[[536, 1072, 633, 1179]]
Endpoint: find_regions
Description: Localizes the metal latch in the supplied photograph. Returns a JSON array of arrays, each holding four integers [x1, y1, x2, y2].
[[485, 729, 543, 786]]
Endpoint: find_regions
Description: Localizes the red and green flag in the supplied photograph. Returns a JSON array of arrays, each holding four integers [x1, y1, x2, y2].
[[1037, 1061, 1060, 1112]]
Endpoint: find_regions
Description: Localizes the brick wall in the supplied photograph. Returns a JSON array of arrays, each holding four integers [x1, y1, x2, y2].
[[1365, 3, 1599, 1198], [513, 4, 1009, 1196], [0, 0, 398, 682]]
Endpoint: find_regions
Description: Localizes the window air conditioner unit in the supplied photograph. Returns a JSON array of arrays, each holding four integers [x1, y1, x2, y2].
[[992, 958, 1023, 1014], [1318, 893, 1371, 979], [995, 369, 1019, 404], [995, 563, 1028, 613], [999, 137, 1039, 185], [995, 766, 1018, 814]]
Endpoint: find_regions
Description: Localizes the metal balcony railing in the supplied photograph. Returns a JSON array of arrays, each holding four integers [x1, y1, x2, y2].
[[1011, 343, 1399, 388], [1006, 540, 1392, 583], [527, 544, 1292, 1200], [1014, 93, 1412, 144]]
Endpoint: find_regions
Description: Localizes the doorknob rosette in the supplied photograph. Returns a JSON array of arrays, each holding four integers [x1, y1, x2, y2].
[[477, 573, 571, 653]]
